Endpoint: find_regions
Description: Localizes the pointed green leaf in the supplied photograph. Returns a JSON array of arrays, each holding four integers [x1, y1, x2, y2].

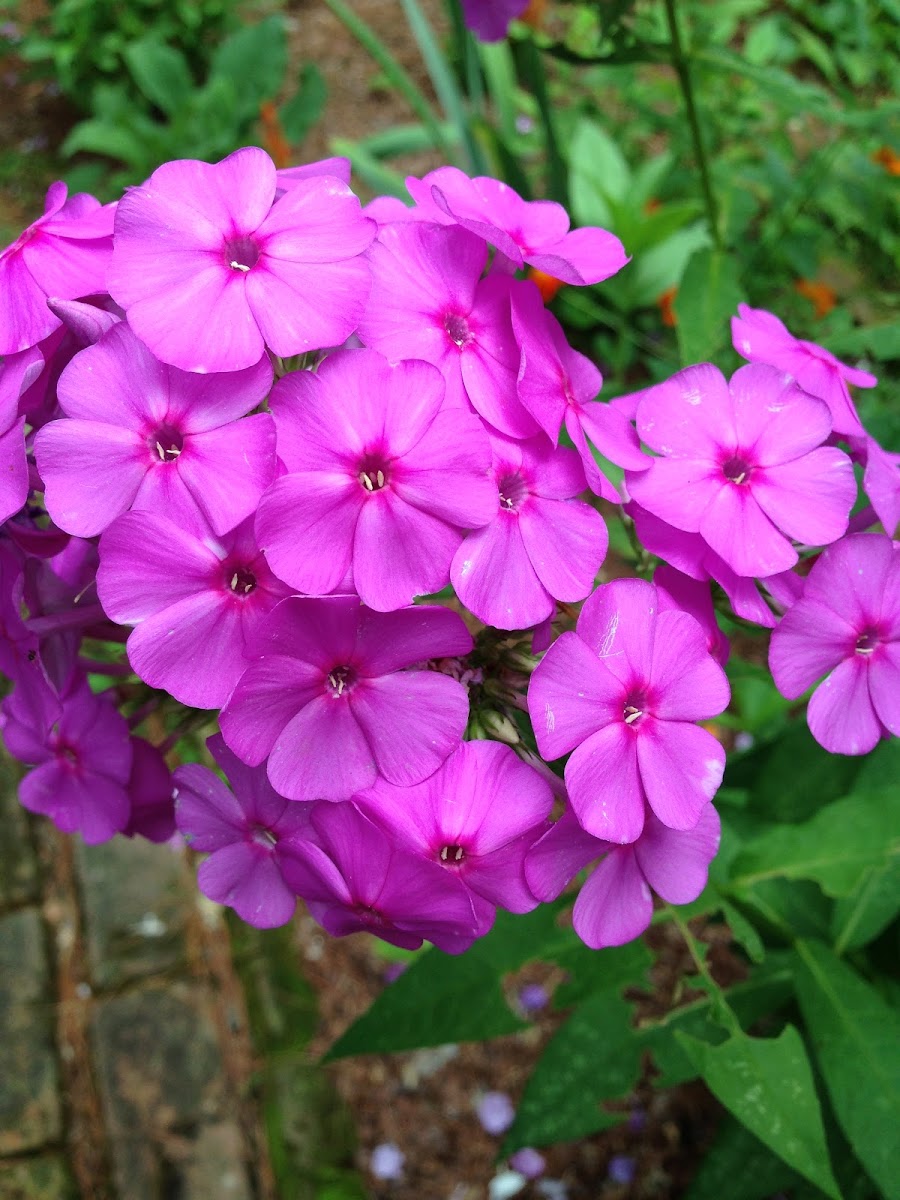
[[674, 247, 743, 366], [831, 858, 900, 953], [794, 939, 900, 1200], [676, 1026, 841, 1199], [210, 17, 288, 121], [123, 39, 193, 116], [686, 1116, 811, 1200], [730, 789, 900, 897], [279, 63, 327, 145]]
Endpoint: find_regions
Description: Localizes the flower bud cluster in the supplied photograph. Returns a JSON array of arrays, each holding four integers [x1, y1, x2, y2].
[[0, 148, 896, 952]]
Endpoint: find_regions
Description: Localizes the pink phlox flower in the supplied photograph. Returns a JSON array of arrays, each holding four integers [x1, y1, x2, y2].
[[255, 348, 496, 611], [22, 535, 100, 691], [511, 281, 648, 498], [358, 221, 540, 438], [0, 345, 39, 522], [354, 740, 554, 924], [405, 166, 629, 286], [123, 738, 176, 843], [96, 509, 291, 710], [1, 673, 132, 843], [280, 801, 482, 954], [459, 0, 529, 41], [847, 434, 900, 538], [525, 803, 720, 949], [109, 147, 376, 372], [731, 303, 875, 438], [275, 156, 351, 196], [219, 596, 474, 802], [0, 181, 114, 355], [654, 564, 729, 665], [0, 541, 46, 694], [528, 578, 730, 843], [36, 321, 275, 538], [174, 734, 312, 927], [46, 295, 122, 346], [625, 362, 857, 578], [451, 431, 608, 630], [769, 532, 900, 755], [627, 501, 796, 630]]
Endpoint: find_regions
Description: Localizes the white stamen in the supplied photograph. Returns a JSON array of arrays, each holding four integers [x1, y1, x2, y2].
[[624, 707, 643, 725], [454, 846, 464, 862], [156, 441, 166, 460], [229, 260, 251, 272], [360, 472, 374, 491], [440, 846, 449, 861], [230, 573, 239, 590], [376, 469, 385, 488], [732, 471, 746, 484]]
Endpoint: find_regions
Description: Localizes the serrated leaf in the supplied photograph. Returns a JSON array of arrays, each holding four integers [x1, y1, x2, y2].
[[794, 939, 900, 1200], [676, 1026, 841, 1199], [123, 38, 193, 116], [674, 248, 743, 366], [730, 789, 900, 897]]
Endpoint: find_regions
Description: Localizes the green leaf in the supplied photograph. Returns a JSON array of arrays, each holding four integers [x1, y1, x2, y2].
[[831, 859, 900, 953], [730, 789, 900, 897], [674, 248, 742, 366], [210, 16, 288, 121], [740, 719, 861, 823], [676, 1026, 841, 1199], [503, 988, 642, 1151], [323, 906, 572, 1058], [123, 38, 193, 116], [686, 1115, 811, 1200], [627, 222, 711, 308], [568, 117, 630, 228], [795, 939, 900, 1200], [279, 63, 327, 145]]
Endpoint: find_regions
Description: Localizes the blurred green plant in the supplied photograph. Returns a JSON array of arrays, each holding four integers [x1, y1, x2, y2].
[[58, 17, 326, 197], [0, 0, 236, 109]]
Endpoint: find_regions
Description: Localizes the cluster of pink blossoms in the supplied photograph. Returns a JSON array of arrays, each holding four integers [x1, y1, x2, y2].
[[1, 146, 897, 952]]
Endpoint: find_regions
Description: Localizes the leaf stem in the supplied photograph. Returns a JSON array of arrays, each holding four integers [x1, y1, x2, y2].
[[662, 0, 722, 250]]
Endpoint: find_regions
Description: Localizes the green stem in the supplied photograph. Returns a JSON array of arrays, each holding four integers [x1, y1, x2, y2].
[[666, 905, 742, 1035], [662, 0, 721, 250]]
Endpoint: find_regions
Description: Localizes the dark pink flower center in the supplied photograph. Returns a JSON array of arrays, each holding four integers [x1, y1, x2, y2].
[[357, 453, 390, 493], [444, 311, 473, 348], [150, 425, 184, 463], [855, 630, 879, 655], [250, 824, 277, 849], [54, 739, 80, 768], [326, 664, 355, 698], [439, 843, 466, 865], [497, 471, 529, 512], [722, 455, 753, 486], [228, 566, 257, 597], [224, 235, 260, 272]]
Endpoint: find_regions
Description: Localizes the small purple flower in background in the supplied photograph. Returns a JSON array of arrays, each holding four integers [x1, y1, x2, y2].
[[731, 303, 875, 437], [174, 734, 312, 928], [518, 982, 549, 1014], [281, 802, 480, 953], [0, 181, 113, 355], [607, 1155, 637, 1185], [625, 362, 857, 578], [477, 1090, 516, 1135], [36, 322, 275, 538], [452, 432, 608, 630], [255, 348, 496, 611], [528, 578, 729, 843], [370, 1142, 405, 1181], [220, 596, 473, 801], [96, 511, 290, 710], [109, 147, 375, 372], [406, 166, 629, 286], [509, 1147, 546, 1178], [459, 0, 529, 42], [769, 533, 900, 755]]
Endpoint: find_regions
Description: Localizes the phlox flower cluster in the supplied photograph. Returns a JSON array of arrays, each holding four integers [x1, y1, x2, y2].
[[0, 144, 896, 961]]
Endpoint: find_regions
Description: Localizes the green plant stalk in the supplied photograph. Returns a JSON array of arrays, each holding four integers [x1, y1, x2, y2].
[[666, 905, 742, 1035], [323, 0, 453, 160], [515, 34, 569, 207], [661, 0, 722, 251]]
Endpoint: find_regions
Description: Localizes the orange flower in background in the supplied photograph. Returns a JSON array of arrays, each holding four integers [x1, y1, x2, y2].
[[872, 146, 900, 176], [520, 0, 548, 30], [794, 278, 837, 319], [657, 285, 677, 327], [259, 100, 291, 169], [527, 267, 565, 304]]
